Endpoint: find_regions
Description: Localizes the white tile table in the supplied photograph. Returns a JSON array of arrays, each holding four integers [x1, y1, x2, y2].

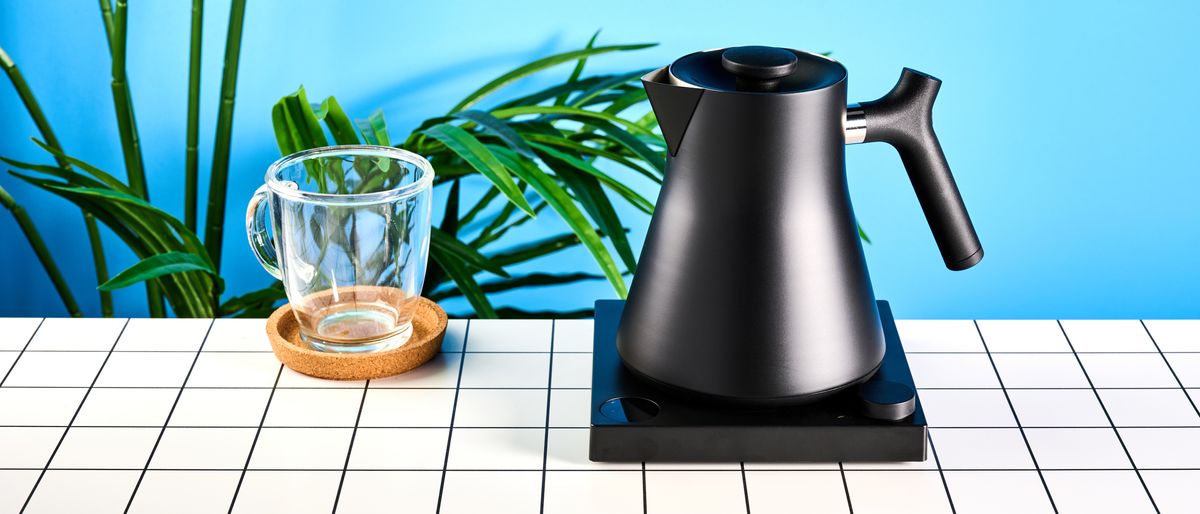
[[0, 317, 1198, 513]]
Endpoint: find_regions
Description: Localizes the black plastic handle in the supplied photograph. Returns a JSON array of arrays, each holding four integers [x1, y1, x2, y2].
[[859, 68, 983, 270]]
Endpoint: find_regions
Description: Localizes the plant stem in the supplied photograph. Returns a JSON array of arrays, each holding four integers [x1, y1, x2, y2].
[[202, 0, 247, 280], [0, 185, 82, 317], [2, 45, 112, 317], [184, 0, 203, 232]]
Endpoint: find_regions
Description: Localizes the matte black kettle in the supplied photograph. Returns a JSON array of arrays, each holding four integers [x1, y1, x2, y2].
[[616, 46, 982, 406]]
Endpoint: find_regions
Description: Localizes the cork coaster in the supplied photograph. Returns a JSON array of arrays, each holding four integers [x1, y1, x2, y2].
[[265, 296, 448, 380]]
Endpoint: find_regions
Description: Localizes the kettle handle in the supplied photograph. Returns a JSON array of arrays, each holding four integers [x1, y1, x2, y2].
[[855, 68, 983, 270]]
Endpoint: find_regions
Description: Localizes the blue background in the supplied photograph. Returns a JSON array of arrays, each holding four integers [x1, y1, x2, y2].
[[1, 0, 1196, 319]]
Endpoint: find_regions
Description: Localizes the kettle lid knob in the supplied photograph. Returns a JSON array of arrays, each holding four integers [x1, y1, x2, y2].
[[721, 46, 798, 91]]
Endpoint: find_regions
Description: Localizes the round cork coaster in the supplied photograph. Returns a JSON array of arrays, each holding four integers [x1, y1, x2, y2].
[[265, 296, 448, 380]]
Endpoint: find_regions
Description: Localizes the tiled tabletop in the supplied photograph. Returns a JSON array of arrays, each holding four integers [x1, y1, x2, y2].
[[0, 317, 1198, 514]]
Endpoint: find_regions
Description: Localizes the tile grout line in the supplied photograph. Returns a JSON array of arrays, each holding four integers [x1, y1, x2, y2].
[[1056, 320, 1160, 514], [330, 377, 371, 514], [925, 432, 956, 514], [20, 318, 129, 514], [641, 462, 647, 514], [838, 462, 854, 514], [226, 363, 286, 514], [539, 320, 556, 514], [1140, 320, 1200, 420], [123, 319, 217, 513], [435, 319, 471, 514], [973, 320, 1059, 514], [739, 462, 751, 514], [0, 318, 45, 387]]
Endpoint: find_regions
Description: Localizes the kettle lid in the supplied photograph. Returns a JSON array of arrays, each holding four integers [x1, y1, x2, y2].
[[669, 46, 845, 93]]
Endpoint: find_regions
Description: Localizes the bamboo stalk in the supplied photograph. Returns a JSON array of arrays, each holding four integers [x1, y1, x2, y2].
[[2, 44, 111, 317], [184, 0, 203, 231], [0, 185, 82, 317], [202, 0, 248, 278]]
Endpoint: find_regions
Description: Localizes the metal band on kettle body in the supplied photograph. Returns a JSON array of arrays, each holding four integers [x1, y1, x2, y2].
[[844, 104, 867, 145]]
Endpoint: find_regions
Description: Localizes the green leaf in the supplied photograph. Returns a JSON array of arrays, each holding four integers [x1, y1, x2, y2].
[[491, 146, 627, 297], [282, 86, 328, 148], [554, 166, 637, 273], [451, 110, 536, 159], [430, 246, 497, 318], [316, 96, 360, 145], [575, 118, 665, 173], [429, 272, 603, 301], [488, 232, 584, 267], [422, 123, 535, 216], [489, 105, 657, 138], [98, 251, 214, 291], [858, 224, 871, 244], [567, 70, 650, 108], [529, 142, 654, 214], [555, 30, 600, 106], [28, 140, 138, 195], [450, 42, 656, 113], [219, 282, 286, 317], [431, 227, 510, 277], [356, 109, 390, 146]]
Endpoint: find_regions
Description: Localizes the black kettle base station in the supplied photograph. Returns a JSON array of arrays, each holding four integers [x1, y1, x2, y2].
[[589, 300, 927, 463]]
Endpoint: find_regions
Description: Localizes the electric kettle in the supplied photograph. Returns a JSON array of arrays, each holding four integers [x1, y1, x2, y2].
[[616, 46, 982, 406]]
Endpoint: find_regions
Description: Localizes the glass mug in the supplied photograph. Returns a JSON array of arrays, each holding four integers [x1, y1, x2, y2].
[[246, 145, 434, 352]]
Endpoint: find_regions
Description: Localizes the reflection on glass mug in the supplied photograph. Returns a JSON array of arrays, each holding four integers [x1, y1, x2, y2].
[[246, 145, 434, 352]]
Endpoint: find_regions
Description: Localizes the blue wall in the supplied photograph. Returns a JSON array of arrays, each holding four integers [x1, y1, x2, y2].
[[1, 0, 1197, 319]]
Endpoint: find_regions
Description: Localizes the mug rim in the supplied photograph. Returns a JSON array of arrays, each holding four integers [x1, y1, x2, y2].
[[264, 145, 435, 204]]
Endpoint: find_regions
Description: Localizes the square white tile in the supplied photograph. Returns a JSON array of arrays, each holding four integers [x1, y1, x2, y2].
[[991, 354, 1090, 388], [549, 388, 591, 427], [543, 471, 643, 514], [25, 317, 126, 351], [929, 428, 1034, 470], [74, 387, 178, 426], [248, 427, 353, 470], [918, 389, 1017, 427], [368, 352, 462, 388], [23, 470, 140, 514], [943, 471, 1055, 514], [1042, 470, 1155, 514], [264, 388, 364, 427], [149, 427, 258, 470], [230, 471, 340, 514], [168, 388, 273, 427], [896, 320, 985, 352], [185, 352, 280, 388], [1060, 320, 1157, 352], [742, 462, 840, 470], [975, 319, 1072, 352], [1079, 353, 1177, 388], [446, 428, 545, 470], [908, 354, 1000, 388], [0, 318, 42, 350], [127, 470, 241, 514], [0, 387, 87, 425], [1024, 428, 1131, 469], [459, 353, 550, 389], [358, 388, 455, 427], [453, 388, 547, 427], [0, 426, 66, 468], [335, 471, 442, 514], [94, 351, 197, 387], [115, 318, 212, 351], [553, 319, 595, 353], [1099, 389, 1200, 426], [0, 470, 40, 513], [3, 351, 109, 387], [1119, 428, 1200, 469], [1143, 320, 1200, 352], [439, 471, 542, 514], [347, 427, 448, 470], [744, 470, 850, 514], [544, 428, 639, 470], [844, 470, 953, 514], [1140, 470, 1200, 514], [1164, 353, 1200, 388], [1007, 389, 1110, 427], [49, 426, 160, 469], [551, 353, 592, 388], [465, 319, 552, 352], [442, 319, 468, 352], [645, 471, 748, 514], [276, 366, 365, 388], [204, 318, 271, 352], [644, 461, 742, 470]]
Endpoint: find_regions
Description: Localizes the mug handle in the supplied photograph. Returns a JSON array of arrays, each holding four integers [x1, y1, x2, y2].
[[246, 185, 282, 279]]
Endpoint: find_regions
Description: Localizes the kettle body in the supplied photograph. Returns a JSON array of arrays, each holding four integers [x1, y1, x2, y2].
[[617, 47, 982, 406]]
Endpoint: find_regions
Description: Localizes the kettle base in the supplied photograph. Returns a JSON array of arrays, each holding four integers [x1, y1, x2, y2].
[[589, 299, 927, 462]]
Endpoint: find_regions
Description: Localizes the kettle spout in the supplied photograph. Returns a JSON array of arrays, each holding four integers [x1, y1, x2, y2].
[[642, 67, 704, 156]]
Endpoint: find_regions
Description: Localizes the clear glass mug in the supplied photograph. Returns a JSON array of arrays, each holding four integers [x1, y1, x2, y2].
[[246, 145, 434, 352]]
